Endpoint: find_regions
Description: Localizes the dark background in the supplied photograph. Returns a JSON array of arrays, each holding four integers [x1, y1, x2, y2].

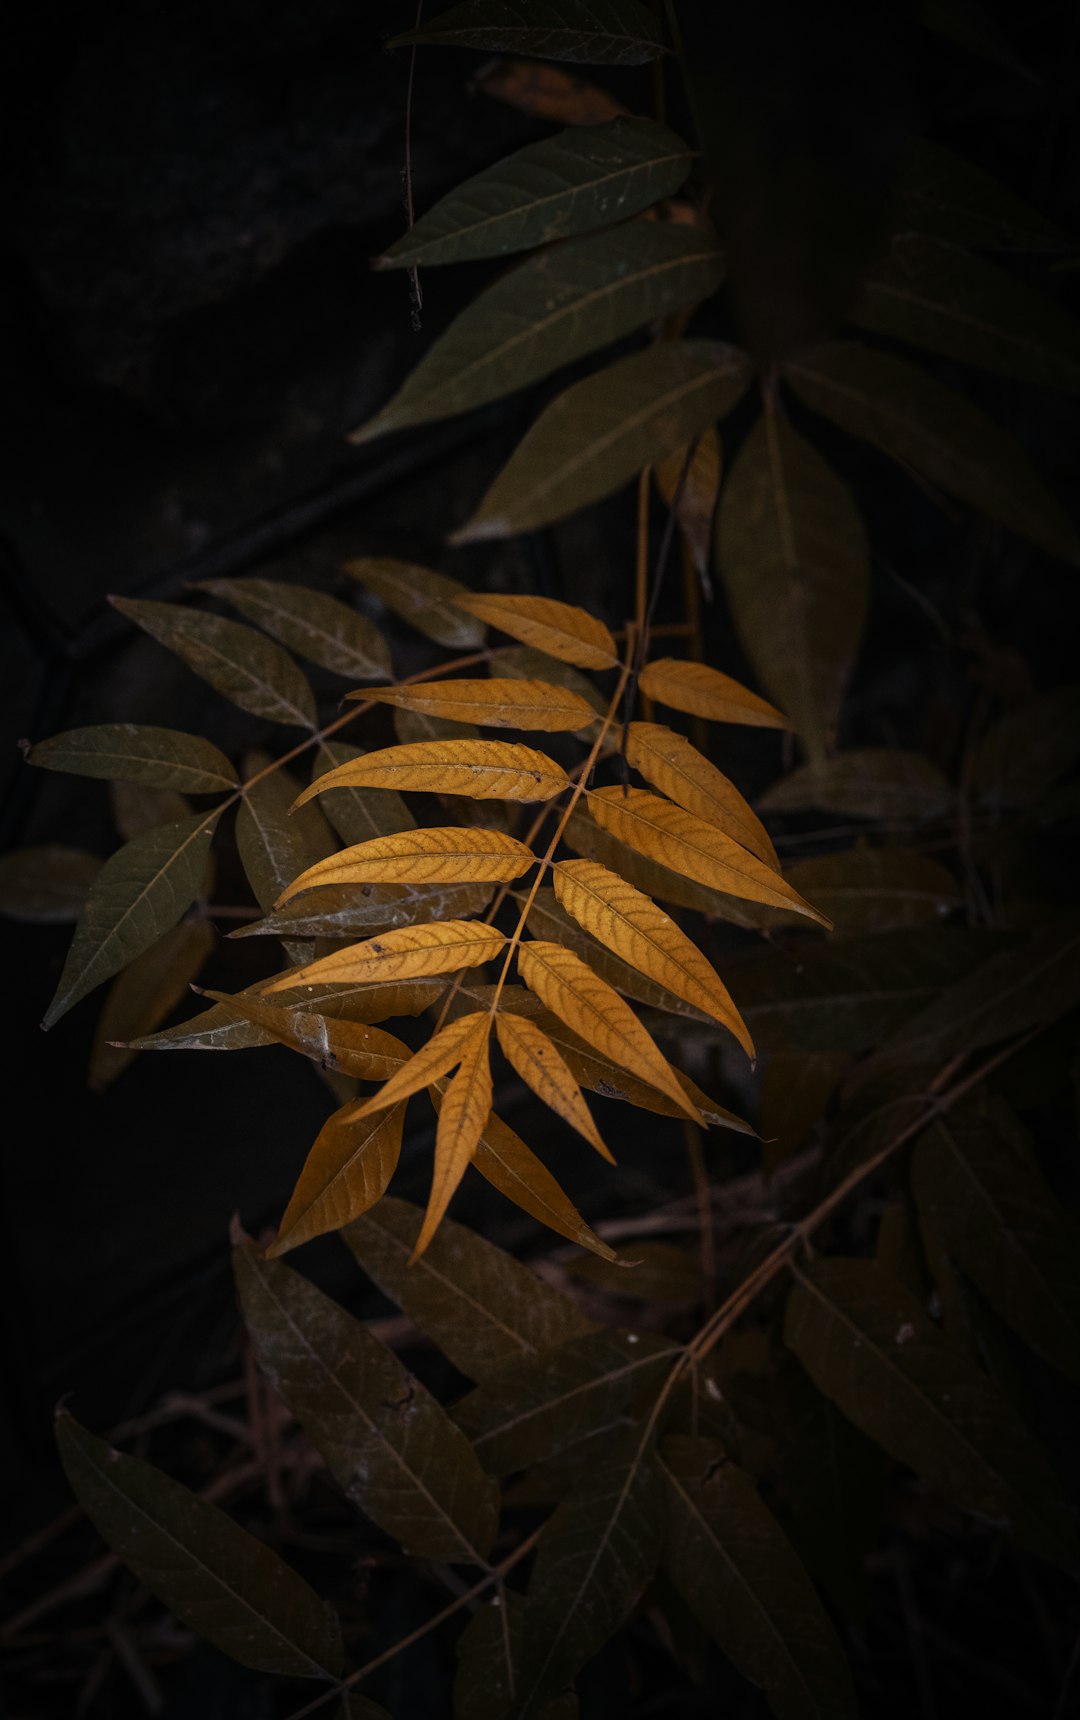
[[2, 2, 1078, 1715]]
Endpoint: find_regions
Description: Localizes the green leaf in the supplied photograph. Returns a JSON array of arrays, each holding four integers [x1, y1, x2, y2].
[[199, 577, 392, 680], [454, 1329, 679, 1474], [716, 407, 868, 762], [782, 846, 960, 933], [456, 1590, 578, 1720], [312, 739, 416, 847], [343, 558, 486, 649], [89, 919, 214, 1091], [110, 781, 190, 841], [354, 225, 724, 443], [912, 1099, 1080, 1380], [453, 340, 754, 542], [55, 1412, 342, 1678], [892, 136, 1068, 252], [379, 116, 692, 269], [783, 341, 1080, 563], [0, 845, 101, 922], [25, 724, 237, 793], [43, 811, 220, 1029], [660, 1435, 856, 1720], [236, 763, 337, 916], [234, 1240, 500, 1562], [973, 685, 1080, 809], [111, 596, 317, 728], [854, 235, 1080, 391], [758, 748, 955, 821], [784, 1257, 1074, 1565], [390, 0, 666, 65], [270, 1103, 407, 1255]]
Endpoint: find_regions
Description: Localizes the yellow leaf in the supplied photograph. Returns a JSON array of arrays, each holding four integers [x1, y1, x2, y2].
[[516, 939, 701, 1122], [263, 921, 506, 992], [346, 677, 597, 733], [552, 859, 753, 1056], [256, 972, 446, 1023], [413, 1020, 493, 1259], [268, 1103, 407, 1256], [352, 1011, 490, 1119], [495, 1012, 612, 1161], [654, 429, 722, 578], [277, 828, 535, 902], [454, 593, 618, 670], [625, 722, 779, 870], [204, 992, 411, 1080], [587, 787, 831, 928], [294, 739, 569, 804], [638, 657, 787, 728], [461, 1101, 616, 1260]]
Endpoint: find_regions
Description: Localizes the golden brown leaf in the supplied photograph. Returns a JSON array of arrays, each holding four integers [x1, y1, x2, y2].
[[587, 787, 830, 927], [638, 657, 787, 728], [461, 1101, 616, 1259], [268, 1103, 407, 1256], [353, 1011, 490, 1120], [346, 677, 597, 733], [516, 939, 701, 1121], [552, 859, 753, 1056], [263, 921, 506, 992], [454, 593, 618, 670], [625, 722, 779, 870], [413, 1019, 493, 1259], [475, 57, 629, 125], [495, 1012, 612, 1160], [277, 828, 535, 902], [203, 992, 411, 1080], [295, 739, 569, 804]]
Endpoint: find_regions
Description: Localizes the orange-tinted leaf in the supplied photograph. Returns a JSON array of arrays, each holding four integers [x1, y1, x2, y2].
[[264, 921, 506, 991], [534, 1010, 751, 1133], [638, 657, 787, 728], [461, 1102, 616, 1259], [655, 429, 721, 578], [348, 677, 597, 732], [203, 992, 411, 1080], [269, 1102, 407, 1256], [625, 722, 778, 868], [311, 740, 416, 845], [353, 1011, 489, 1119], [295, 738, 569, 803], [277, 827, 535, 900], [413, 1019, 493, 1259], [455, 592, 618, 669], [496, 1012, 612, 1159]]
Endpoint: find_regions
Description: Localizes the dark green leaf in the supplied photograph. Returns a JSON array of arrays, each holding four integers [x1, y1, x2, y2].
[[200, 577, 392, 680], [313, 740, 416, 846], [89, 918, 214, 1091], [892, 136, 1067, 252], [26, 724, 237, 793], [758, 748, 955, 821], [111, 596, 317, 728], [55, 1412, 342, 1678], [391, 0, 666, 65], [782, 846, 960, 933], [455, 1590, 577, 1720], [0, 845, 101, 922], [343, 559, 486, 649], [236, 764, 337, 915]]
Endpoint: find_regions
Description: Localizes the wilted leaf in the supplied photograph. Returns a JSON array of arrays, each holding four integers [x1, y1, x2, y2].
[[90, 919, 214, 1091], [271, 1103, 407, 1255], [204, 992, 412, 1080], [892, 136, 1067, 253], [972, 685, 1080, 809], [625, 722, 778, 867], [55, 1413, 342, 1678], [296, 738, 570, 803], [234, 1242, 499, 1562], [456, 592, 617, 669], [655, 429, 721, 578], [496, 1010, 612, 1157], [26, 724, 237, 793], [355, 225, 724, 442], [111, 596, 317, 728], [43, 811, 220, 1029], [379, 116, 691, 269], [783, 846, 959, 933], [638, 657, 787, 729], [198, 577, 392, 680], [476, 54, 627, 124], [758, 748, 955, 821], [390, 0, 666, 64], [264, 920, 505, 991], [716, 409, 868, 761], [278, 827, 535, 899], [784, 1257, 1074, 1565], [453, 340, 754, 541], [234, 880, 493, 940], [660, 1434, 856, 1720], [0, 845, 101, 922], [350, 677, 597, 732], [783, 341, 1080, 563], [470, 1105, 616, 1258], [343, 558, 485, 649]]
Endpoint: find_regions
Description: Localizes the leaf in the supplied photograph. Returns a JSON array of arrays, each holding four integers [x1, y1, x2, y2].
[[25, 724, 237, 793], [854, 235, 1080, 391], [553, 857, 753, 1052], [515, 1433, 663, 1715], [234, 1241, 499, 1562], [455, 1591, 578, 1720], [490, 647, 609, 721], [350, 1010, 489, 1120], [55, 1412, 342, 1678], [912, 1100, 1080, 1382], [654, 428, 721, 579], [235, 880, 494, 940], [586, 786, 830, 926], [90, 919, 214, 1091], [270, 1103, 407, 1255], [517, 938, 702, 1119], [378, 116, 691, 270], [197, 577, 392, 680], [343, 558, 486, 649], [782, 341, 1080, 563], [637, 656, 787, 729], [466, 1105, 614, 1259], [892, 135, 1067, 253], [784, 1257, 1074, 1566], [354, 224, 724, 442], [529, 1009, 750, 1132], [564, 805, 778, 928], [349, 677, 597, 732], [496, 1011, 612, 1158], [777, 1369, 884, 1622], [414, 1020, 494, 1257], [660, 1435, 856, 1720], [237, 763, 336, 919], [475, 54, 627, 124], [390, 0, 666, 65], [204, 992, 412, 1080], [715, 408, 868, 761], [111, 596, 317, 728], [264, 921, 506, 991], [761, 1052, 849, 1170], [310, 743, 415, 854], [43, 811, 220, 1029], [624, 722, 778, 868], [344, 1196, 591, 1381], [758, 748, 955, 821], [110, 781, 190, 840], [0, 845, 101, 922], [453, 340, 754, 541], [278, 827, 536, 900], [521, 884, 713, 1023], [455, 592, 617, 669], [296, 738, 569, 803], [973, 685, 1080, 809], [782, 846, 960, 933], [568, 1241, 702, 1304]]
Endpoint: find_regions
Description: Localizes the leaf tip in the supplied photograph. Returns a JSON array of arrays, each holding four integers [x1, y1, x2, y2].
[[16, 736, 31, 761], [229, 1213, 248, 1249]]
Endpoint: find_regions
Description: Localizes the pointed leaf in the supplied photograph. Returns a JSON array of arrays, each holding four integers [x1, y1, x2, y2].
[[204, 992, 412, 1080], [352, 1011, 489, 1119], [265, 920, 505, 991], [489, 647, 608, 719], [270, 1103, 407, 1255], [234, 1242, 499, 1562], [455, 592, 617, 669], [354, 224, 724, 442], [312, 740, 416, 845], [783, 846, 960, 933], [234, 880, 493, 940], [349, 677, 597, 732], [565, 805, 777, 927], [0, 845, 101, 922], [468, 1105, 616, 1258], [456, 1589, 578, 1720], [655, 429, 721, 578], [625, 722, 778, 867], [638, 656, 787, 729], [343, 558, 485, 649], [521, 884, 713, 1023], [531, 1009, 750, 1132], [893, 135, 1067, 253], [414, 1019, 494, 1257], [43, 811, 220, 1028], [90, 919, 214, 1091], [278, 827, 535, 899], [496, 1011, 612, 1157], [454, 340, 754, 541], [758, 748, 955, 820], [390, 0, 666, 65], [237, 763, 336, 917], [26, 724, 237, 793], [111, 596, 316, 727], [198, 577, 392, 680], [296, 738, 569, 803], [972, 685, 1080, 810], [55, 1413, 342, 1678]]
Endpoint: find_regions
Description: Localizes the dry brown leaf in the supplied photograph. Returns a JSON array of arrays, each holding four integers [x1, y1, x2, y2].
[[654, 430, 722, 578], [295, 738, 569, 803], [263, 921, 506, 992], [475, 57, 629, 126], [454, 593, 619, 669], [277, 828, 535, 902], [268, 1103, 407, 1256], [352, 1011, 490, 1120], [203, 992, 411, 1081], [459, 1100, 616, 1259], [346, 677, 598, 733], [638, 657, 788, 728], [413, 1019, 493, 1260], [495, 1012, 612, 1160], [625, 722, 779, 870]]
